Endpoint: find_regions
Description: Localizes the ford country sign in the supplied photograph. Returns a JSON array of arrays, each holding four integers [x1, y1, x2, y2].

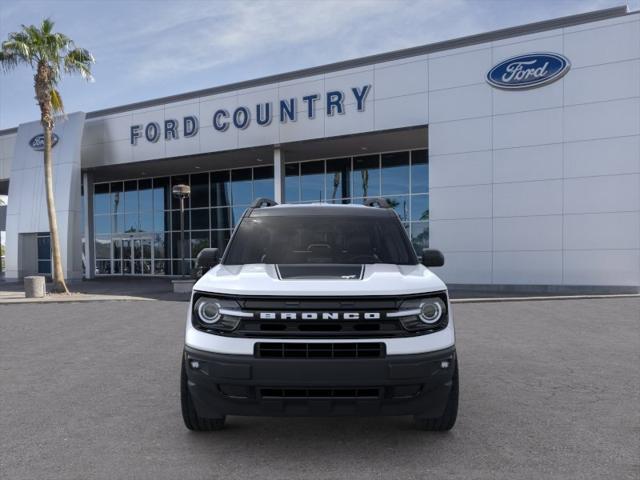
[[29, 133, 59, 151], [487, 53, 570, 90]]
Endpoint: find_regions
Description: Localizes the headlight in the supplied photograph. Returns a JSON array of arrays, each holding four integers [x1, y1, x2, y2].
[[419, 298, 444, 324], [192, 294, 248, 332], [392, 293, 448, 332], [195, 298, 221, 324]]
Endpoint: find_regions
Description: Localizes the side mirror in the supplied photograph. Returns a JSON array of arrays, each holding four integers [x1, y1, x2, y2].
[[421, 248, 445, 267], [196, 248, 220, 273]]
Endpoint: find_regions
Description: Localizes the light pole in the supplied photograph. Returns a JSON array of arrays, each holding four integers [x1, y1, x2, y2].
[[172, 184, 191, 278]]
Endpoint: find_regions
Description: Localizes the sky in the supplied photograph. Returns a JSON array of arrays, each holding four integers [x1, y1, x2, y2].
[[0, 0, 636, 130]]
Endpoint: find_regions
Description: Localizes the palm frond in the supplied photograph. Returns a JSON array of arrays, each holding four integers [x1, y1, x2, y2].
[[50, 88, 64, 114], [64, 47, 94, 81]]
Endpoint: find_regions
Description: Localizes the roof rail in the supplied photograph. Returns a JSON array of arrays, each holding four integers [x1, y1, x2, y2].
[[363, 197, 390, 208], [250, 197, 278, 208]]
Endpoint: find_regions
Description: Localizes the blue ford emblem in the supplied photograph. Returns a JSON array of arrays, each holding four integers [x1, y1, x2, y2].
[[29, 133, 59, 151], [487, 53, 570, 90]]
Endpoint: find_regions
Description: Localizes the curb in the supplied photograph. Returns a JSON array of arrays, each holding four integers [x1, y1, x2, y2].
[[450, 293, 640, 304]]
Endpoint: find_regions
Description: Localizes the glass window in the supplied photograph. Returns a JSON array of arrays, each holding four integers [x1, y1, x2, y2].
[[211, 230, 231, 250], [38, 260, 52, 274], [353, 155, 380, 198], [211, 171, 231, 208], [110, 182, 123, 218], [37, 234, 51, 259], [153, 210, 168, 232], [171, 210, 190, 231], [326, 158, 351, 203], [94, 215, 111, 235], [139, 211, 153, 232], [171, 232, 190, 259], [172, 259, 194, 277], [153, 177, 170, 210], [211, 207, 231, 230], [191, 208, 210, 230], [95, 236, 111, 259], [411, 149, 429, 193], [190, 173, 209, 208], [124, 180, 138, 213], [411, 194, 429, 221], [385, 195, 410, 221], [111, 212, 124, 234], [113, 238, 123, 261], [410, 221, 429, 253], [285, 163, 300, 203], [124, 212, 139, 233], [94, 183, 110, 215], [300, 161, 325, 202], [231, 168, 253, 205], [381, 152, 410, 195], [171, 175, 190, 209], [253, 166, 274, 199], [154, 260, 170, 275], [138, 178, 153, 211], [96, 260, 111, 275], [191, 231, 209, 257], [224, 215, 417, 265], [154, 233, 169, 258]]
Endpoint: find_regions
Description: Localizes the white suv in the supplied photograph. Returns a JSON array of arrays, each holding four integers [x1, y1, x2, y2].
[[181, 198, 458, 431]]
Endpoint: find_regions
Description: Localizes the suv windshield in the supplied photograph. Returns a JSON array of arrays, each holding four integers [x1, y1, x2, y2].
[[223, 215, 417, 265]]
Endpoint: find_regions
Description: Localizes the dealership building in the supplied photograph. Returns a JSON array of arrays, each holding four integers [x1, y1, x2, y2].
[[0, 6, 638, 291]]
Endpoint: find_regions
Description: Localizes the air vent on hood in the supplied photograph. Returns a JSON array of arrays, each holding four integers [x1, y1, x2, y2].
[[276, 264, 364, 280]]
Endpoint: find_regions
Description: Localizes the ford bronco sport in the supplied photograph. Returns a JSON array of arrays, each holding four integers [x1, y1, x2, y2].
[[181, 198, 458, 431]]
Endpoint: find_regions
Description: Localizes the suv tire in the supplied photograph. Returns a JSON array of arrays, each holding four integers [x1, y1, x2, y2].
[[413, 360, 458, 431], [181, 361, 226, 431]]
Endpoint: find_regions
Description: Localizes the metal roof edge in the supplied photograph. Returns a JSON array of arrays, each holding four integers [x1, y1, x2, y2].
[[0, 5, 632, 135]]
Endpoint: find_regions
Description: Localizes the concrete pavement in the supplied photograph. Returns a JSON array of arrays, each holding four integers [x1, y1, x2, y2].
[[1, 297, 638, 479]]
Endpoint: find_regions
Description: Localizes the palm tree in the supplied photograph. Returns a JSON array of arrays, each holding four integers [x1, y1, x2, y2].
[[0, 19, 94, 293]]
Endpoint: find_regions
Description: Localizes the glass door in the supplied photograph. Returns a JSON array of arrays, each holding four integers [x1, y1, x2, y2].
[[113, 236, 153, 275]]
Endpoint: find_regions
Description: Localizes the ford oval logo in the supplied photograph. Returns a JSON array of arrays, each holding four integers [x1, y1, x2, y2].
[[487, 53, 570, 90], [29, 133, 59, 151]]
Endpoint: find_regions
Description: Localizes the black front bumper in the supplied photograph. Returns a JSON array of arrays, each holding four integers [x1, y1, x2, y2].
[[183, 345, 456, 417]]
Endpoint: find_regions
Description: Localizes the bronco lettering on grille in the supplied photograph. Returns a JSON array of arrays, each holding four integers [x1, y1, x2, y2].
[[258, 312, 381, 320]]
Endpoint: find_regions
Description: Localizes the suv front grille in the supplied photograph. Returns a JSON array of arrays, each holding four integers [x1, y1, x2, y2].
[[260, 387, 381, 399], [255, 342, 385, 359]]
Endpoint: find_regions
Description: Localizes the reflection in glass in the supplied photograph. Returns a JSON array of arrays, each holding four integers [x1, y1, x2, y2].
[[411, 149, 428, 193], [385, 195, 410, 221], [381, 152, 410, 195], [411, 221, 429, 252], [124, 212, 139, 232], [326, 158, 350, 203], [353, 155, 380, 198], [37, 235, 51, 259], [231, 205, 248, 226], [138, 178, 153, 211], [211, 171, 230, 207], [411, 194, 429, 221], [284, 163, 299, 203], [139, 212, 153, 232], [190, 173, 209, 208], [94, 214, 111, 235], [153, 177, 170, 210], [153, 211, 167, 232], [95, 236, 111, 259], [253, 166, 274, 199], [171, 210, 190, 232], [231, 169, 253, 205], [124, 180, 138, 213], [211, 207, 230, 230], [190, 208, 209, 230], [190, 231, 209, 257], [154, 233, 168, 258], [301, 161, 324, 202], [94, 183, 110, 215]]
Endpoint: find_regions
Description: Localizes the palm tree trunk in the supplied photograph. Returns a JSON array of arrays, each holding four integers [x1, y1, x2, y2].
[[43, 123, 69, 293]]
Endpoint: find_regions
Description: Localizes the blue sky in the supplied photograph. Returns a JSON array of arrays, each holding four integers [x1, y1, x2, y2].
[[0, 0, 634, 130]]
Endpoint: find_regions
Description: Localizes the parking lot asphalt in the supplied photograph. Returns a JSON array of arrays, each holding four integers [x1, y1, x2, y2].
[[1, 297, 638, 480]]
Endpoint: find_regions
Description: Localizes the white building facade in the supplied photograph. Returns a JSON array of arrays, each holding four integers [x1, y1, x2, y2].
[[0, 6, 638, 292]]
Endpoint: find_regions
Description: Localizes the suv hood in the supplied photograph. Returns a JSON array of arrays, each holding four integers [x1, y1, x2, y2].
[[194, 264, 446, 296]]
